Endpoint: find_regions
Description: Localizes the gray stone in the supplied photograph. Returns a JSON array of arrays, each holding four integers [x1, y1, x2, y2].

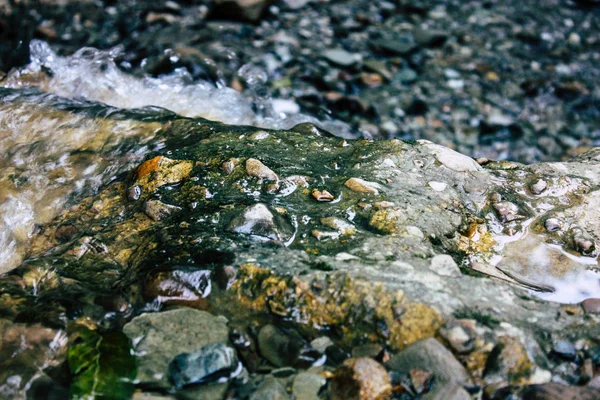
[[258, 324, 303, 367], [310, 336, 334, 354], [423, 382, 471, 400], [168, 343, 240, 388], [123, 308, 230, 387], [386, 338, 472, 385], [292, 372, 326, 400], [249, 376, 289, 400], [322, 49, 358, 67]]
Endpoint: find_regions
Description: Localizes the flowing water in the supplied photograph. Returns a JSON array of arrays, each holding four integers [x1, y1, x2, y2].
[[0, 41, 354, 273]]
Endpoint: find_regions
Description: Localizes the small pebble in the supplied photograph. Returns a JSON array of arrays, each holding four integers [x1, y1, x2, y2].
[[312, 189, 334, 202]]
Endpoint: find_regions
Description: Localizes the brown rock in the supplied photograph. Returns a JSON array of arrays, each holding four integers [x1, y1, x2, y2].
[[330, 357, 392, 400], [312, 189, 334, 202], [55, 224, 79, 242], [246, 158, 279, 181], [520, 383, 600, 400], [582, 298, 600, 314], [344, 177, 382, 194], [144, 267, 212, 309]]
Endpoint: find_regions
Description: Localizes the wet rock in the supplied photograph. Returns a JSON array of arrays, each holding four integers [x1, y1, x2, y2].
[[520, 382, 600, 400], [0, 321, 67, 398], [292, 371, 327, 400], [310, 336, 333, 354], [55, 224, 79, 242], [351, 343, 384, 359], [530, 179, 547, 194], [311, 189, 334, 202], [250, 376, 289, 400], [246, 158, 278, 182], [493, 201, 524, 223], [371, 36, 417, 56], [257, 324, 303, 367], [572, 232, 595, 255], [544, 218, 561, 232], [319, 217, 356, 236], [386, 338, 472, 385], [552, 340, 577, 361], [344, 177, 382, 194], [168, 343, 241, 388], [144, 267, 212, 308], [123, 308, 229, 387], [226, 203, 294, 243], [413, 29, 448, 47], [322, 48, 359, 67], [144, 200, 182, 221], [211, 0, 271, 22], [582, 298, 600, 314], [127, 185, 142, 201], [330, 357, 392, 400]]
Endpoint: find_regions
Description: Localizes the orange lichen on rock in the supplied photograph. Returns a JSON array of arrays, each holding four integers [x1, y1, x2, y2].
[[229, 264, 443, 349], [135, 156, 163, 179]]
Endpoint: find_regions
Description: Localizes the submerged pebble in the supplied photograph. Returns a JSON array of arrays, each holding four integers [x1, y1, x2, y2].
[[226, 203, 294, 243], [168, 343, 241, 389]]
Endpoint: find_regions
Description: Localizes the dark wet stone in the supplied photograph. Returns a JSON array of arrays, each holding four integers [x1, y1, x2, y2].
[[210, 0, 271, 23], [55, 224, 78, 242], [351, 343, 384, 359], [127, 185, 142, 201], [326, 345, 350, 366], [413, 29, 448, 47], [168, 343, 241, 389], [371, 36, 417, 56], [226, 203, 294, 243], [123, 308, 229, 387], [330, 357, 392, 400], [520, 382, 600, 400], [257, 324, 303, 367], [386, 338, 472, 385], [552, 340, 577, 361], [230, 325, 260, 372], [144, 267, 212, 308]]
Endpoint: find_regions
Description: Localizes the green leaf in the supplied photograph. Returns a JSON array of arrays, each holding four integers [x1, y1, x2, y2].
[[68, 328, 137, 400]]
